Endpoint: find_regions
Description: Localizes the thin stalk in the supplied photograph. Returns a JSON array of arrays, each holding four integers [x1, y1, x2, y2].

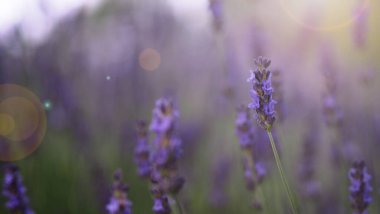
[[267, 130, 297, 214], [173, 195, 184, 214], [257, 184, 269, 212]]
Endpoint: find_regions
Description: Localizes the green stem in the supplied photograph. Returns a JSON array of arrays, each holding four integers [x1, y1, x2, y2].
[[257, 185, 269, 212], [267, 130, 298, 214], [173, 195, 184, 214]]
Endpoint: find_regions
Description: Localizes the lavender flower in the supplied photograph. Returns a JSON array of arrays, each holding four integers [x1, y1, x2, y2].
[[319, 45, 348, 167], [150, 98, 179, 137], [272, 69, 285, 122], [297, 121, 321, 199], [2, 164, 35, 214], [208, 0, 223, 31], [235, 105, 255, 150], [149, 97, 185, 195], [151, 188, 171, 214], [209, 157, 230, 207], [320, 46, 343, 128], [348, 161, 372, 214], [352, 2, 369, 48], [247, 56, 276, 130], [235, 105, 267, 209], [106, 169, 132, 214], [246, 58, 297, 213], [134, 121, 151, 178]]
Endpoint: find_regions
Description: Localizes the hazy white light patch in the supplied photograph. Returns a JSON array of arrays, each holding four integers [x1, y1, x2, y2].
[[166, 0, 209, 29], [167, 0, 208, 18], [42, 0, 100, 19], [0, 0, 104, 43], [167, 0, 207, 12], [0, 0, 25, 34]]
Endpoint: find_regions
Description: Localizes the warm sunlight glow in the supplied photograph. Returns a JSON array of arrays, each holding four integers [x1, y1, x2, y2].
[[280, 0, 369, 31]]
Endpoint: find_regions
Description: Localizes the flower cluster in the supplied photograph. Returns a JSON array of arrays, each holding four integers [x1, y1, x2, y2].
[[106, 169, 132, 214], [247, 56, 276, 130], [2, 164, 35, 214], [136, 97, 185, 214], [235, 105, 266, 209], [134, 121, 151, 179], [348, 161, 372, 214], [149, 98, 185, 195], [151, 188, 171, 214]]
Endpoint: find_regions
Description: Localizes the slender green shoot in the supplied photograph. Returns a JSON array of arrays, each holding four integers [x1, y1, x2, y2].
[[173, 195, 184, 214], [267, 130, 298, 214]]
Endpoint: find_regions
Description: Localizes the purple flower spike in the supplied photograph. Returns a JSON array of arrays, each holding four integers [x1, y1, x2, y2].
[[2, 164, 35, 214], [247, 56, 276, 130], [208, 0, 223, 31], [272, 69, 285, 122], [348, 161, 372, 214], [134, 121, 152, 179], [151, 188, 171, 214], [235, 105, 267, 209], [150, 98, 179, 136], [149, 97, 185, 195], [106, 169, 132, 214]]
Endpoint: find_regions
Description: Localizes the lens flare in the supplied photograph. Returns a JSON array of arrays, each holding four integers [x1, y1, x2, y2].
[[279, 0, 369, 31], [0, 113, 15, 136], [0, 84, 46, 161]]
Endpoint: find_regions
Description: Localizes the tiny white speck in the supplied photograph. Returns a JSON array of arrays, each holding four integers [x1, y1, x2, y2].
[[44, 100, 52, 110], [106, 76, 111, 80]]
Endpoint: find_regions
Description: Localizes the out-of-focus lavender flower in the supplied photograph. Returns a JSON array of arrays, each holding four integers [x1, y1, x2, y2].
[[272, 69, 285, 122], [235, 105, 267, 209], [322, 94, 344, 128], [297, 121, 321, 199], [106, 169, 132, 214], [348, 161, 372, 214], [208, 0, 223, 31], [209, 157, 230, 208], [151, 188, 171, 214], [247, 56, 276, 131], [242, 157, 266, 192], [149, 97, 184, 195], [319, 45, 348, 167], [235, 105, 255, 150], [134, 121, 151, 179], [320, 46, 343, 128], [2, 164, 35, 214], [352, 2, 369, 49], [150, 98, 179, 139]]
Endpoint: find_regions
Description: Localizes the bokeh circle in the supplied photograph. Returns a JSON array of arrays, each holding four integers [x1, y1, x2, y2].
[[0, 84, 46, 161], [139, 48, 161, 71]]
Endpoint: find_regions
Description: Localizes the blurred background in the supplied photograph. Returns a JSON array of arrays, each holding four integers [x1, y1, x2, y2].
[[0, 0, 379, 213]]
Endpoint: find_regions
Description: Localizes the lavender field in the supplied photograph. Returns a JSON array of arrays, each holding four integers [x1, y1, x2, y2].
[[0, 0, 379, 213]]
